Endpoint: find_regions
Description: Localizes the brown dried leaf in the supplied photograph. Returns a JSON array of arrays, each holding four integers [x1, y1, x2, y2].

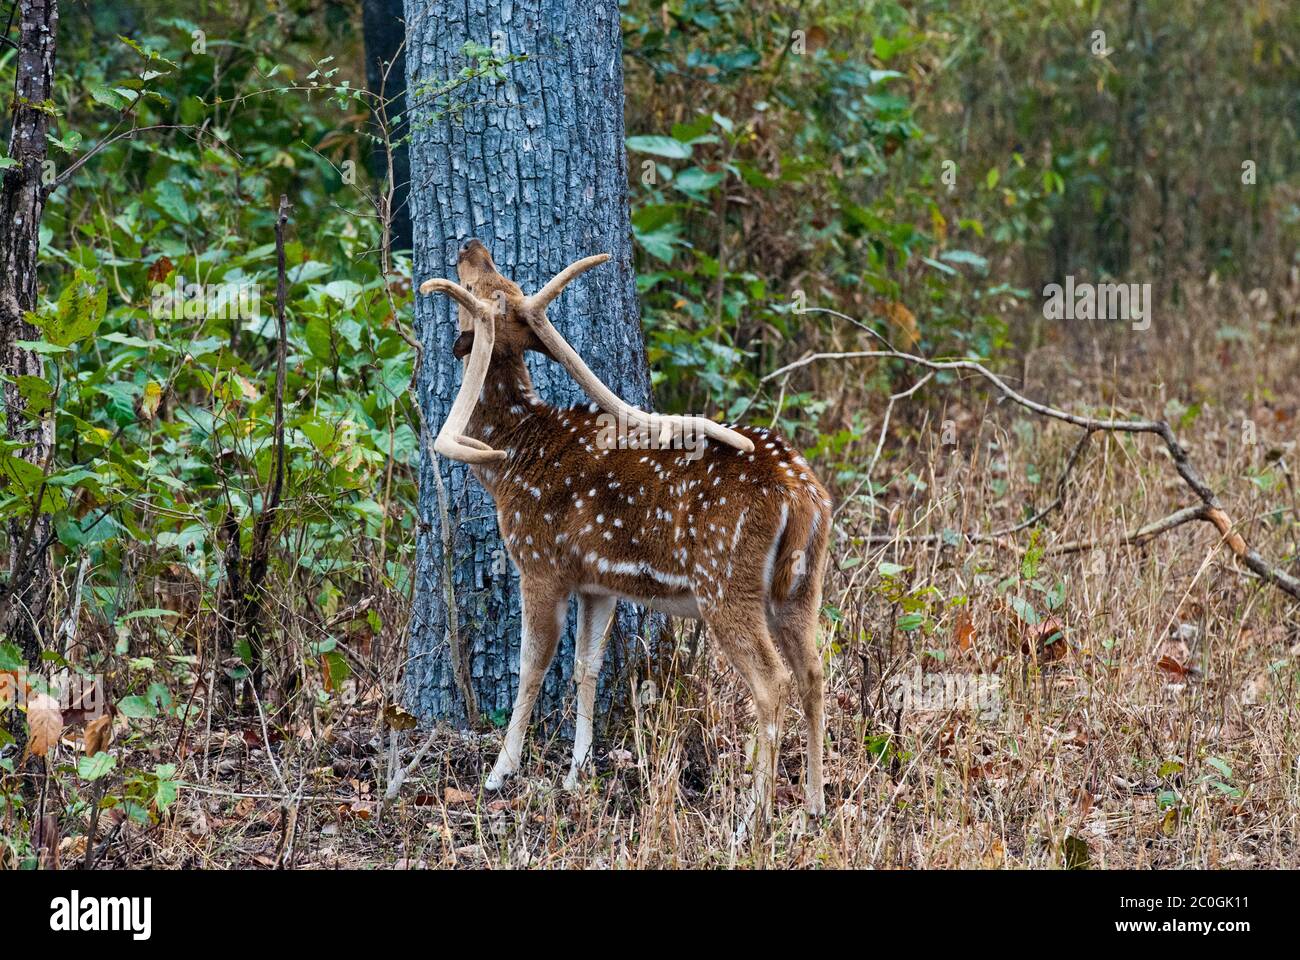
[[954, 609, 976, 652], [0, 671, 17, 709], [874, 299, 920, 347], [443, 787, 475, 805], [147, 256, 174, 284], [339, 800, 374, 821], [382, 697, 418, 728], [83, 713, 112, 756], [1157, 655, 1187, 677], [27, 691, 63, 758]]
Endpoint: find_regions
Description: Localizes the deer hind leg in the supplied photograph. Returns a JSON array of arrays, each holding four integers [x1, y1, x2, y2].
[[705, 603, 791, 839], [564, 592, 617, 791], [771, 592, 826, 817], [486, 583, 569, 791]]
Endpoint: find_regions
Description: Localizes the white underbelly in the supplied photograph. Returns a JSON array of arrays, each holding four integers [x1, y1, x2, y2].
[[580, 584, 702, 619]]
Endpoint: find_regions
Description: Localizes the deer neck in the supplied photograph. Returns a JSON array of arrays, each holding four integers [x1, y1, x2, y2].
[[465, 349, 547, 485]]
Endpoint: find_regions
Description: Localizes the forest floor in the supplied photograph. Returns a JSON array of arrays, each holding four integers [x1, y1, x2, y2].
[[33, 278, 1300, 869]]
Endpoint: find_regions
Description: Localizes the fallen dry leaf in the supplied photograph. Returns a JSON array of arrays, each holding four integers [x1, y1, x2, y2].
[[384, 704, 418, 731], [874, 299, 919, 348], [954, 610, 976, 652], [1157, 655, 1187, 677], [339, 800, 374, 821], [147, 255, 174, 283], [83, 713, 112, 756], [0, 671, 18, 709], [443, 786, 475, 805], [27, 691, 63, 758]]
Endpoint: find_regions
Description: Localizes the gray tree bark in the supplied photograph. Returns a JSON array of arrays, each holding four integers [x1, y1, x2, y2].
[[0, 0, 59, 671], [402, 0, 654, 729]]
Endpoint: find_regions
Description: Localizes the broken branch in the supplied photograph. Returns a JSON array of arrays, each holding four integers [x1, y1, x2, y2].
[[768, 347, 1300, 602]]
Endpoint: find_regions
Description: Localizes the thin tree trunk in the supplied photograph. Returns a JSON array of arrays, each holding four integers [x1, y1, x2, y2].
[[403, 0, 654, 729], [0, 0, 59, 670], [362, 0, 412, 252]]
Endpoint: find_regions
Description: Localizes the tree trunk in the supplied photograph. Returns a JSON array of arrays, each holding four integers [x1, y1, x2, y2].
[[361, 0, 412, 252], [402, 0, 654, 729], [0, 0, 59, 670]]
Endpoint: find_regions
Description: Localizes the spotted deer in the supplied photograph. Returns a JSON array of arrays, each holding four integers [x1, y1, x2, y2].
[[421, 239, 831, 827]]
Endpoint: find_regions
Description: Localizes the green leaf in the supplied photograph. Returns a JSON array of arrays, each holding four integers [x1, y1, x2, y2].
[[1009, 595, 1039, 625], [89, 84, 132, 111], [939, 249, 990, 274], [117, 695, 157, 719], [304, 314, 333, 359], [920, 256, 957, 276], [10, 375, 52, 417], [117, 608, 176, 622], [378, 356, 413, 406], [153, 180, 195, 225], [321, 280, 363, 306], [632, 222, 682, 262], [0, 455, 66, 513], [77, 752, 117, 780], [0, 641, 24, 671], [673, 167, 723, 198], [626, 135, 693, 159], [39, 274, 107, 346], [323, 650, 351, 690], [297, 416, 341, 453], [1206, 756, 1232, 778], [154, 763, 179, 811], [13, 339, 69, 354]]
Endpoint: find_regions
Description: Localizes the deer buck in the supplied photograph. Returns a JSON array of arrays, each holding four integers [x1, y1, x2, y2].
[[420, 239, 831, 827]]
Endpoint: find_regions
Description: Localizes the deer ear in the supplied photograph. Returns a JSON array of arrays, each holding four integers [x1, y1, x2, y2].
[[526, 327, 559, 363]]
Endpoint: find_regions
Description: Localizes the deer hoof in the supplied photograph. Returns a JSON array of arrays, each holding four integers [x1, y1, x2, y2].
[[485, 765, 514, 791]]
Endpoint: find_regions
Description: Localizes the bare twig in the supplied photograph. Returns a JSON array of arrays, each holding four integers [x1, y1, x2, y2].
[[834, 371, 935, 521], [242, 195, 292, 696], [1046, 504, 1210, 555], [771, 346, 1300, 601], [382, 720, 443, 803]]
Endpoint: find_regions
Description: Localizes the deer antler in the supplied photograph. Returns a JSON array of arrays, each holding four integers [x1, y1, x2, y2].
[[418, 278, 507, 465], [523, 256, 755, 454]]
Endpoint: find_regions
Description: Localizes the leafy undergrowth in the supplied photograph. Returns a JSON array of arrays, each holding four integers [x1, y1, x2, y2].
[[9, 280, 1299, 869]]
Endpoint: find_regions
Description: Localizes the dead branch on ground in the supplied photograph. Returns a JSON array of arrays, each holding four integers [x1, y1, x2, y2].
[[764, 346, 1300, 603]]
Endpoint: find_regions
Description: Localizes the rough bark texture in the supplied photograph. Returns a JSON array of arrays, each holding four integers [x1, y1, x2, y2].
[[361, 0, 412, 252], [403, 0, 654, 728], [0, 0, 59, 669]]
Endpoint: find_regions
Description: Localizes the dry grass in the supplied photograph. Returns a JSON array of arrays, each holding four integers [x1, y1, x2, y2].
[[60, 277, 1300, 870]]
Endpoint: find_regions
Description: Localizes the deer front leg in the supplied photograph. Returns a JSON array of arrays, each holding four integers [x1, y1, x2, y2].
[[486, 584, 569, 790], [564, 593, 617, 791]]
